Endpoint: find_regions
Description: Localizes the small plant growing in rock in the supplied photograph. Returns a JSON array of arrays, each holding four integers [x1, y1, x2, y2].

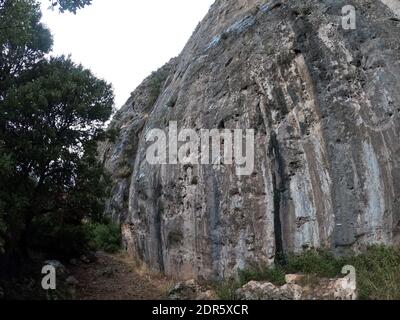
[[117, 165, 132, 179], [106, 127, 119, 143], [146, 64, 173, 109]]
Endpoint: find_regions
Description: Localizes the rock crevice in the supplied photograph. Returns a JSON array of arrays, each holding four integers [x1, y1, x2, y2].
[[100, 0, 400, 279]]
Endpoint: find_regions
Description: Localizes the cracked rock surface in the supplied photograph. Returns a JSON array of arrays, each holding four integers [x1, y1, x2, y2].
[[236, 274, 357, 300], [99, 0, 400, 280]]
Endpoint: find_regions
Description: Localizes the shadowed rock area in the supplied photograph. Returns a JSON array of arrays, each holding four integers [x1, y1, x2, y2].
[[99, 0, 400, 280]]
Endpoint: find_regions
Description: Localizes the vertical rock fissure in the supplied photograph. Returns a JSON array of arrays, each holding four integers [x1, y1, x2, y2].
[[154, 182, 165, 273], [269, 132, 285, 264], [101, 0, 400, 279], [208, 172, 222, 279], [257, 85, 286, 265]]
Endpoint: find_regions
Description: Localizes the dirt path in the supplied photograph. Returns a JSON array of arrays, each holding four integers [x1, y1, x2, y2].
[[71, 251, 172, 300]]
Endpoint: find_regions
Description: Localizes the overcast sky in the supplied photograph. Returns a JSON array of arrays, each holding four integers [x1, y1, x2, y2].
[[40, 0, 214, 108]]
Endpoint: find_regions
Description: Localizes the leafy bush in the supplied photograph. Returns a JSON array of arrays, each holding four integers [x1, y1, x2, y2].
[[49, 0, 92, 13], [116, 163, 132, 179], [88, 221, 121, 253], [214, 280, 241, 300], [29, 215, 91, 260], [0, 213, 5, 255], [106, 127, 119, 143], [0, 146, 11, 256], [238, 265, 286, 287], [283, 246, 400, 299], [285, 250, 345, 278]]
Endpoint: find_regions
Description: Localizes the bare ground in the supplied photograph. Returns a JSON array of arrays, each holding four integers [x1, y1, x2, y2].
[[71, 251, 172, 300]]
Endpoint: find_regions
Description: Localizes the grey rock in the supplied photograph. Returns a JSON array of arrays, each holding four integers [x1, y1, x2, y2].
[[236, 274, 357, 300], [101, 0, 400, 280], [168, 280, 217, 300], [169, 280, 200, 300], [236, 281, 303, 300]]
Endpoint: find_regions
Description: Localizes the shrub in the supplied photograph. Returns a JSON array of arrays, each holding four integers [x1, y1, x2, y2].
[[285, 250, 345, 278], [88, 221, 121, 253], [106, 127, 119, 143], [0, 217, 5, 255], [116, 165, 132, 179], [214, 279, 240, 300], [238, 265, 286, 287], [146, 64, 172, 108], [30, 215, 91, 260], [0, 200, 6, 256], [349, 246, 400, 300], [284, 246, 400, 300]]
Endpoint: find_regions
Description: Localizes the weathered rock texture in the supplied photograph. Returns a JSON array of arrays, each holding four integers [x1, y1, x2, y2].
[[236, 273, 357, 300], [99, 0, 400, 280], [168, 279, 218, 300]]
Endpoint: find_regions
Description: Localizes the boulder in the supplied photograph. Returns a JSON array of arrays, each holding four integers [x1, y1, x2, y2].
[[236, 281, 303, 300], [237, 273, 357, 300], [169, 280, 217, 300]]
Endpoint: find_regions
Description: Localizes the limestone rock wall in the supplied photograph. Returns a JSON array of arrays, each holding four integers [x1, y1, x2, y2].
[[100, 0, 400, 280]]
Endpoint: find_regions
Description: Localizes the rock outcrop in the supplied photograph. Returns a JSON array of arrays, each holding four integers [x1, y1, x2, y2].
[[236, 280, 303, 300], [100, 0, 400, 280], [168, 279, 218, 300], [236, 273, 357, 300]]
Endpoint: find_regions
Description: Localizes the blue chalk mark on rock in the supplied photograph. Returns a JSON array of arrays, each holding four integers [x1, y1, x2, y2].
[[227, 15, 256, 34], [206, 34, 222, 50], [205, 1, 281, 51], [259, 3, 270, 13]]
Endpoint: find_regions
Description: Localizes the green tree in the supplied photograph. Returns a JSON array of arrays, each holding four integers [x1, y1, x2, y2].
[[0, 141, 11, 254], [1, 0, 52, 259], [0, 56, 113, 255], [48, 0, 92, 13], [0, 0, 113, 265], [0, 0, 52, 94]]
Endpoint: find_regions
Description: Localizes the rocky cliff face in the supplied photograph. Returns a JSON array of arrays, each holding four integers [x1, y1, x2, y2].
[[99, 0, 400, 280]]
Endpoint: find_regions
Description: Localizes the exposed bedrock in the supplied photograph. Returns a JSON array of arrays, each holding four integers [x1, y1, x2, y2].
[[99, 0, 400, 280]]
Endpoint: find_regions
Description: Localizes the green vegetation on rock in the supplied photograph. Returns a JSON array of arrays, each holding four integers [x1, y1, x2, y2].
[[215, 246, 400, 300], [146, 64, 172, 109]]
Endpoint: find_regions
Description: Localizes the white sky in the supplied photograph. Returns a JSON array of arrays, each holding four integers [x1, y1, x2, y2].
[[40, 0, 214, 108]]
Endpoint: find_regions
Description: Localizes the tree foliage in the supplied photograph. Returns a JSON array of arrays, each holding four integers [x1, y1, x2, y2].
[[0, 0, 52, 94], [0, 0, 113, 268], [48, 0, 92, 13]]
